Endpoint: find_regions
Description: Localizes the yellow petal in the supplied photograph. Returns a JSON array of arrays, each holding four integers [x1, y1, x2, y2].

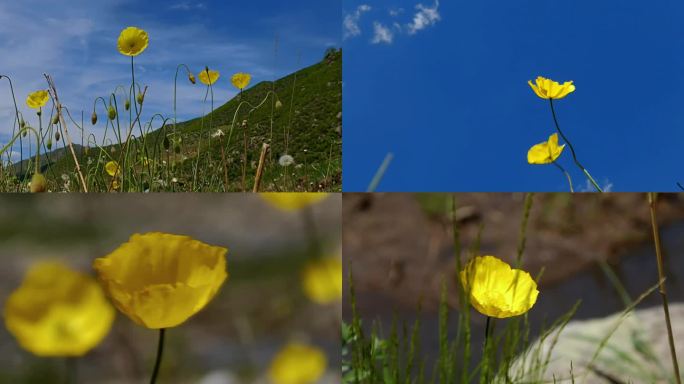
[[231, 72, 252, 90], [527, 141, 552, 164], [105, 161, 120, 177], [527, 81, 546, 99], [3, 262, 115, 357], [459, 255, 539, 318], [117, 27, 149, 57], [93, 232, 228, 329], [260, 193, 329, 211], [301, 256, 342, 304], [26, 90, 49, 109], [268, 343, 327, 384], [198, 69, 220, 85], [529, 76, 575, 100]]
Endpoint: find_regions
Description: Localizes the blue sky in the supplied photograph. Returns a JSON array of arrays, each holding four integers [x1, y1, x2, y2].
[[343, 0, 684, 192], [0, 0, 339, 162]]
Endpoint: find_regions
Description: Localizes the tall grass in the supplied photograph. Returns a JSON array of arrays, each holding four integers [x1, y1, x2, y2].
[[343, 193, 681, 383], [0, 48, 342, 193]]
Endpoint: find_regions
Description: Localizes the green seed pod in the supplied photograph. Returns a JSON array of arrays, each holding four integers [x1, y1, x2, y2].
[[136, 92, 144, 105], [30, 173, 47, 193], [107, 105, 116, 121], [91, 112, 98, 125], [20, 118, 26, 128], [52, 114, 60, 125], [55, 131, 60, 141], [163, 136, 170, 150], [125, 99, 131, 111], [46, 139, 52, 150]]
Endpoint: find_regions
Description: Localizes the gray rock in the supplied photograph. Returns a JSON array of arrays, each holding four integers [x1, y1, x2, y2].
[[510, 303, 684, 383]]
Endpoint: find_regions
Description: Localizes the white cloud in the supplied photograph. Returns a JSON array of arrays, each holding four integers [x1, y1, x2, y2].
[[578, 179, 613, 192], [0, 1, 330, 159], [389, 8, 404, 17], [371, 22, 393, 44], [343, 4, 371, 39], [169, 2, 206, 11], [406, 0, 441, 35]]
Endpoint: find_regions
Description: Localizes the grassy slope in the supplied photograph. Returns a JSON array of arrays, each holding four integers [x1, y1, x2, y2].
[[17, 50, 342, 192]]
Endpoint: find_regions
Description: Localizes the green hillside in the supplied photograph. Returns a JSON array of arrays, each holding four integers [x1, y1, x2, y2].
[[6, 49, 342, 192]]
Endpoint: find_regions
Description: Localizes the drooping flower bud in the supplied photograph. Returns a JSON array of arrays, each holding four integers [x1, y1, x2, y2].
[[55, 131, 60, 141], [30, 173, 47, 193], [275, 99, 283, 109], [91, 111, 98, 125], [46, 138, 52, 150], [52, 114, 60, 125], [125, 99, 131, 111], [136, 92, 144, 105], [107, 105, 117, 121], [163, 136, 170, 150], [188, 73, 196, 84]]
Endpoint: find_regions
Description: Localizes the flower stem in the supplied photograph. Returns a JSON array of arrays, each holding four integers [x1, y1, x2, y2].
[[548, 99, 602, 192], [65, 357, 76, 384], [149, 328, 166, 384], [552, 161, 574, 192], [647, 193, 682, 384], [481, 316, 492, 384]]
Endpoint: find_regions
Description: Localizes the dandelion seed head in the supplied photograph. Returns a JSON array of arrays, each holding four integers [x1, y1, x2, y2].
[[279, 154, 295, 167]]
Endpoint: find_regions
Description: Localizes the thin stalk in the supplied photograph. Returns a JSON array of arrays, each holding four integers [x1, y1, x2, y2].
[[65, 357, 76, 384], [149, 328, 166, 384], [647, 192, 681, 384], [552, 161, 574, 193], [366, 152, 394, 192], [481, 316, 492, 384], [548, 99, 602, 192]]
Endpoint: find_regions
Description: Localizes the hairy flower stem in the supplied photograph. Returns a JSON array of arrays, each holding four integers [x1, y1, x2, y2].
[[481, 316, 492, 384], [552, 161, 574, 192], [149, 328, 166, 384], [648, 193, 682, 384], [65, 357, 76, 384], [548, 99, 602, 192]]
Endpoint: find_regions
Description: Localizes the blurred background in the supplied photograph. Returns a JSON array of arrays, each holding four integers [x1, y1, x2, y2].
[[0, 193, 341, 384], [342, 193, 684, 378]]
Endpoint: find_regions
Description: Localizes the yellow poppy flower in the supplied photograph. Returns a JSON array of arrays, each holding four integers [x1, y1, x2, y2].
[[117, 26, 149, 57], [93, 232, 228, 329], [105, 160, 120, 177], [528, 76, 575, 99], [26, 90, 49, 109], [268, 343, 327, 384], [260, 193, 329, 211], [198, 68, 220, 85], [4, 262, 115, 357], [527, 133, 565, 164], [460, 255, 539, 319], [231, 72, 252, 90], [301, 256, 342, 304]]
